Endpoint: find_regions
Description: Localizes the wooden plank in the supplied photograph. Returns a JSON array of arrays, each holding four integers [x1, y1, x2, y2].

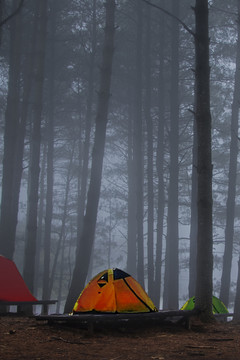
[[35, 310, 195, 328], [35, 310, 233, 329], [0, 300, 57, 305]]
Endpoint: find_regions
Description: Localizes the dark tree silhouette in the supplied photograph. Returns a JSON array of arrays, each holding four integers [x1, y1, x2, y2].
[[220, 0, 240, 308], [0, 0, 23, 259], [194, 0, 214, 321], [23, 0, 48, 293], [142, 0, 213, 320], [163, 0, 180, 310], [64, 0, 116, 314]]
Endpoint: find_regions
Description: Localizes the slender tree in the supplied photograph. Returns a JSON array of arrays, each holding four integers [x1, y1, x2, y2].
[[154, 2, 166, 308], [127, 101, 137, 277], [163, 0, 180, 310], [134, 0, 145, 287], [194, 0, 214, 321], [42, 0, 57, 313], [189, 116, 198, 298], [144, 1, 154, 299], [234, 255, 240, 320], [23, 0, 48, 292], [0, 0, 22, 260], [64, 0, 116, 313], [0, 0, 24, 28], [77, 0, 97, 239], [50, 141, 76, 300], [220, 0, 240, 308]]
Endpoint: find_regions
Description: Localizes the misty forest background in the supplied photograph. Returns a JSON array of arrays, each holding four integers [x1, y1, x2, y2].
[[0, 0, 240, 314]]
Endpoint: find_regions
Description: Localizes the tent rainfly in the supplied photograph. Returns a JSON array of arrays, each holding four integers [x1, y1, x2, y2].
[[181, 295, 228, 314], [0, 255, 37, 302], [72, 268, 158, 314]]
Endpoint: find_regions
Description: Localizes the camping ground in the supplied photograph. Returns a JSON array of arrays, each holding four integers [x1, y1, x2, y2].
[[1, 315, 240, 359]]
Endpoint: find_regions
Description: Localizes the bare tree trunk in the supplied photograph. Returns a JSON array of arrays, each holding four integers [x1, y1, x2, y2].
[[49, 142, 75, 298], [194, 0, 213, 321], [163, 0, 179, 310], [189, 116, 198, 298], [220, 1, 240, 308], [42, 1, 56, 313], [34, 142, 47, 297], [0, 0, 3, 43], [0, 0, 22, 260], [64, 0, 116, 314], [23, 0, 48, 293], [0, 0, 24, 28], [154, 3, 166, 308], [127, 102, 137, 277], [144, 1, 154, 299], [134, 0, 144, 287], [77, 0, 97, 238], [233, 255, 240, 321]]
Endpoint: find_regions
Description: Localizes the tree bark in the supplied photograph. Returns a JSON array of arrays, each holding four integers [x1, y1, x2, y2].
[[42, 0, 56, 313], [23, 0, 48, 293], [194, 0, 213, 321], [49, 141, 75, 301], [134, 0, 145, 287], [154, 2, 166, 309], [77, 0, 97, 239], [163, 0, 180, 310], [64, 0, 116, 314], [144, 1, 154, 299], [233, 255, 240, 321], [127, 102, 137, 277], [34, 141, 47, 297], [0, 0, 22, 260], [189, 116, 198, 298], [0, 0, 24, 28], [220, 0, 240, 308]]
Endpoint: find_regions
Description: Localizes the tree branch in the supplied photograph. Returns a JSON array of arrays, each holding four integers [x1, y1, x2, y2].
[[142, 0, 195, 37], [0, 0, 24, 28]]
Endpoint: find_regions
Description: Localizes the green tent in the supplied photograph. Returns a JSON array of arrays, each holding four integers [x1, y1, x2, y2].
[[181, 295, 228, 314]]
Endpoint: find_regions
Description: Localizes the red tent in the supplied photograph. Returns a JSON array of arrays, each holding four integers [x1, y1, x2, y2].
[[0, 255, 37, 302]]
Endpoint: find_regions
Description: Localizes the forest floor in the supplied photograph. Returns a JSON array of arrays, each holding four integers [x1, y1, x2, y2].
[[0, 314, 240, 359]]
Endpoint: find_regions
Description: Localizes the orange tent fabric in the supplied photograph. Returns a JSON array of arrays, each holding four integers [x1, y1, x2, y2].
[[0, 255, 37, 302], [72, 268, 157, 313]]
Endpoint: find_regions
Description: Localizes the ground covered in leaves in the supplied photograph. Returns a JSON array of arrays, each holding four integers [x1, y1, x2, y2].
[[0, 315, 240, 359]]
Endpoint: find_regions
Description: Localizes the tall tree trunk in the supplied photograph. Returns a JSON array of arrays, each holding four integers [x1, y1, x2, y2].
[[127, 102, 137, 277], [49, 142, 75, 298], [42, 0, 56, 313], [0, 0, 3, 43], [77, 0, 97, 238], [23, 0, 48, 293], [64, 0, 116, 314], [11, 2, 36, 263], [233, 255, 240, 321], [220, 1, 240, 308], [189, 116, 198, 298], [34, 142, 47, 297], [194, 0, 213, 321], [0, 0, 24, 29], [163, 0, 179, 310], [134, 0, 144, 287], [154, 3, 166, 308], [0, 0, 22, 260], [144, 1, 154, 299]]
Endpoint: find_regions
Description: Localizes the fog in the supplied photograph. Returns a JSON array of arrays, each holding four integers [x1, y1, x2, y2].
[[0, 0, 239, 315]]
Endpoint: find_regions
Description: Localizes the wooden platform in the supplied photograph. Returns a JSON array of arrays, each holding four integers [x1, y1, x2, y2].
[[0, 300, 57, 306], [35, 310, 196, 330], [0, 300, 57, 315]]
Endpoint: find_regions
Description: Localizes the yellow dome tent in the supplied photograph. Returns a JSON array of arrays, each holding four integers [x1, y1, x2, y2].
[[72, 268, 157, 314]]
